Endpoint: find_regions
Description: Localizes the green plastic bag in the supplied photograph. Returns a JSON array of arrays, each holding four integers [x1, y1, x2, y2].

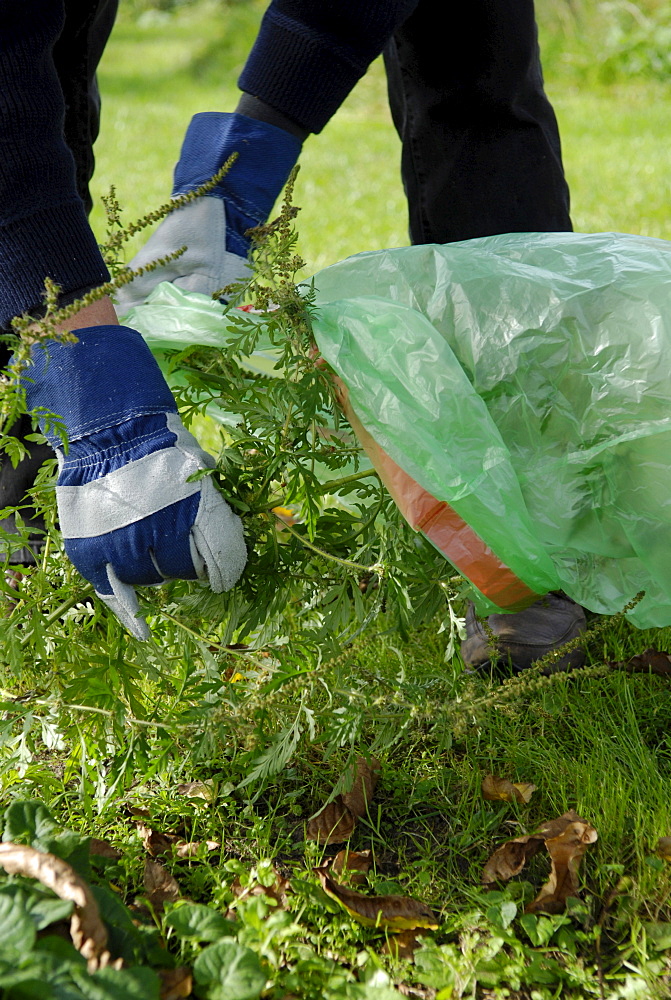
[[126, 232, 671, 628], [310, 231, 671, 628]]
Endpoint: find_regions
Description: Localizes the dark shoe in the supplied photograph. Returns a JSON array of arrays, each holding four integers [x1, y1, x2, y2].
[[460, 592, 587, 674]]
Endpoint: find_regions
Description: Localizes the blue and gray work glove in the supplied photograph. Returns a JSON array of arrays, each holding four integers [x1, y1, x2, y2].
[[24, 325, 248, 639], [115, 111, 302, 312]]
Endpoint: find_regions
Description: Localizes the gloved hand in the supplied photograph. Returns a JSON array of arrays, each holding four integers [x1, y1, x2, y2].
[[114, 112, 301, 314], [23, 324, 247, 639]]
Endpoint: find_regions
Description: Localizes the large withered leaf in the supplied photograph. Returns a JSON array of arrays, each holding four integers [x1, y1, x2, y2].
[[482, 835, 545, 884], [144, 859, 181, 913], [306, 755, 381, 844], [341, 756, 381, 818], [314, 866, 438, 930], [306, 797, 356, 845], [137, 822, 219, 859], [137, 823, 178, 858], [332, 849, 372, 886], [610, 648, 671, 676], [526, 819, 598, 914], [231, 872, 291, 908], [0, 843, 117, 972], [536, 810, 586, 840], [482, 811, 587, 884], [482, 811, 597, 915], [482, 774, 537, 804]]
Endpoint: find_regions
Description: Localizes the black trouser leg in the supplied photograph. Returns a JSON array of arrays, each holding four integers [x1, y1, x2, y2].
[[383, 0, 571, 244], [0, 0, 117, 565]]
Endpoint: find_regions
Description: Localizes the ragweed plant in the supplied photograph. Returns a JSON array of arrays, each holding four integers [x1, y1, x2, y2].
[[151, 169, 458, 656], [0, 169, 461, 804]]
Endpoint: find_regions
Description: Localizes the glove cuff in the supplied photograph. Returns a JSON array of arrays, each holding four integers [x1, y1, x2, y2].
[[24, 325, 176, 447], [172, 112, 301, 257]]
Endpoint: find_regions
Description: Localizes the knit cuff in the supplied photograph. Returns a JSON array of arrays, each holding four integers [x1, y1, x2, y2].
[[238, 16, 371, 134], [0, 198, 109, 330]]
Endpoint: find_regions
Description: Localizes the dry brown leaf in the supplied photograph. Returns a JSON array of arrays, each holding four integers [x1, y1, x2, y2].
[[655, 837, 671, 861], [314, 866, 438, 930], [380, 928, 427, 960], [137, 822, 218, 860], [341, 756, 381, 819], [173, 839, 220, 859], [332, 849, 373, 886], [0, 843, 113, 971], [127, 806, 151, 819], [482, 774, 537, 804], [482, 810, 586, 884], [482, 835, 545, 884], [481, 810, 597, 915], [176, 780, 216, 802], [306, 798, 356, 845], [610, 648, 671, 676], [306, 755, 381, 845], [158, 967, 193, 1000], [526, 819, 598, 914], [231, 873, 291, 908], [144, 859, 181, 913], [536, 810, 586, 840], [89, 838, 121, 860], [137, 823, 179, 858]]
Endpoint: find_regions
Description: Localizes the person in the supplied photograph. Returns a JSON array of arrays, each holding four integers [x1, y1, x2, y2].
[[0, 0, 586, 663]]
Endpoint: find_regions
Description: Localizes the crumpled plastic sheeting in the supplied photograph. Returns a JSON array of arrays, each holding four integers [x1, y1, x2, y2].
[[309, 232, 671, 628]]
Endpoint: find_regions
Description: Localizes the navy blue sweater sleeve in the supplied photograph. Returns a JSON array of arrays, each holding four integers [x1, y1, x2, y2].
[[0, 2, 110, 331], [238, 0, 419, 134]]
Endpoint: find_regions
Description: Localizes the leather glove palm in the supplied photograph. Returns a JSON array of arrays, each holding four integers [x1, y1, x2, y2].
[[115, 112, 301, 313]]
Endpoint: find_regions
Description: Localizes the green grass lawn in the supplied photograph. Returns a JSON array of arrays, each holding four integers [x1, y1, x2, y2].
[[2, 2, 671, 998], [91, 3, 671, 270]]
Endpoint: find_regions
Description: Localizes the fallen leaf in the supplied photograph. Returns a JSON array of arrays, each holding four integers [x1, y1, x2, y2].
[[655, 837, 671, 862], [176, 780, 217, 802], [126, 805, 151, 819], [137, 822, 219, 859], [380, 928, 427, 960], [174, 840, 220, 859], [0, 843, 117, 972], [306, 798, 356, 845], [332, 849, 373, 885], [536, 811, 586, 840], [137, 823, 179, 858], [481, 810, 598, 915], [314, 866, 438, 930], [306, 755, 381, 844], [89, 838, 121, 860], [230, 873, 291, 908], [526, 819, 598, 914], [158, 967, 193, 1000], [482, 774, 537, 804], [341, 756, 381, 818], [144, 859, 181, 913], [482, 835, 545, 884], [609, 649, 671, 676]]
